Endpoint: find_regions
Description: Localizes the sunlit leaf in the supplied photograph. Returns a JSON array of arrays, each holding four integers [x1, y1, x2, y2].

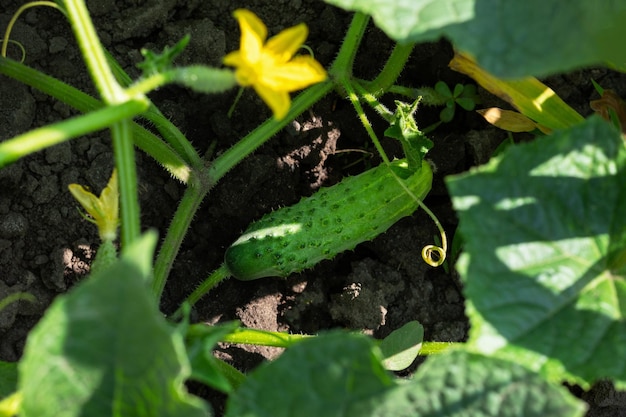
[[19, 256, 209, 417], [447, 116, 626, 388], [325, 0, 626, 77]]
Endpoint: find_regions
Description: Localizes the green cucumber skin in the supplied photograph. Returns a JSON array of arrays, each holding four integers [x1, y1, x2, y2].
[[225, 159, 433, 280]]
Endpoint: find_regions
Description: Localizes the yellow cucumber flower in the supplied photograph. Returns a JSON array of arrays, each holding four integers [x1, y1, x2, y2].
[[68, 169, 119, 242], [224, 9, 327, 119]]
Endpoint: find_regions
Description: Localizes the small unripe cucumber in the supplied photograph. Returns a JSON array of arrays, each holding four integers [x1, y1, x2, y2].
[[225, 159, 433, 280]]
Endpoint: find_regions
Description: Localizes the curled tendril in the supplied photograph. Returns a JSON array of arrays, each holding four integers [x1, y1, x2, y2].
[[0, 40, 26, 62], [2, 1, 62, 59], [342, 79, 448, 268], [422, 244, 446, 267]]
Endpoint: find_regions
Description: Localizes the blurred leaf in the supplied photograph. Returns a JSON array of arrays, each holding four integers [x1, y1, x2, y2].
[[325, 0, 626, 77], [0, 391, 21, 417], [137, 35, 190, 76], [225, 331, 393, 417], [121, 229, 158, 281], [446, 116, 626, 389], [355, 349, 586, 417], [0, 361, 17, 398], [456, 97, 476, 111], [449, 52, 583, 131], [477, 108, 539, 132], [452, 83, 464, 97], [590, 89, 626, 134], [380, 321, 424, 371], [185, 322, 241, 394], [440, 104, 455, 123], [434, 80, 452, 97], [19, 259, 209, 417]]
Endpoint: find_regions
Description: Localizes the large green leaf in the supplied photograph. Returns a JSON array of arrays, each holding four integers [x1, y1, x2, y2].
[[18, 258, 209, 417], [357, 349, 586, 417], [446, 116, 626, 388], [225, 331, 585, 416], [225, 331, 393, 417], [325, 0, 626, 77]]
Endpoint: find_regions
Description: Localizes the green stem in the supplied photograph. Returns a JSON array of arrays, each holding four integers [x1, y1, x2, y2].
[[111, 120, 141, 246], [387, 85, 420, 98], [0, 56, 99, 112], [418, 342, 460, 355], [0, 99, 147, 167], [0, 292, 35, 312], [221, 328, 311, 348], [353, 81, 394, 122], [224, 328, 457, 356], [171, 264, 231, 319], [105, 51, 204, 169], [64, 0, 146, 246], [195, 322, 457, 355], [0, 57, 191, 181], [342, 79, 392, 165], [152, 181, 207, 300], [329, 12, 370, 77], [365, 42, 415, 95], [63, 0, 125, 103]]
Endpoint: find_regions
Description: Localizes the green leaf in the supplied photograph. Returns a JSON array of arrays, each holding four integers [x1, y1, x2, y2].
[[384, 99, 433, 170], [452, 83, 464, 98], [357, 349, 586, 417], [325, 0, 626, 77], [446, 116, 626, 388], [185, 322, 241, 394], [225, 331, 393, 417], [0, 361, 17, 398], [439, 103, 455, 123], [434, 80, 452, 98], [456, 97, 476, 111], [18, 259, 209, 417], [380, 321, 424, 371], [137, 35, 190, 76], [121, 229, 158, 281]]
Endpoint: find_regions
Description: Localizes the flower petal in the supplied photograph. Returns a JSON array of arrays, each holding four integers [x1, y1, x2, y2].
[[68, 184, 105, 220], [265, 23, 308, 63], [259, 55, 327, 91], [100, 169, 118, 224], [223, 50, 243, 67], [254, 83, 291, 119], [233, 9, 267, 64], [68, 170, 119, 241]]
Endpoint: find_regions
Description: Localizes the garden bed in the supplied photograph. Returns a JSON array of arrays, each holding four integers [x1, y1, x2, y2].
[[1, 1, 626, 415]]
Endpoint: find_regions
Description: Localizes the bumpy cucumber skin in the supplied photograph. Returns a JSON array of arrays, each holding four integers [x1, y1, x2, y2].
[[225, 159, 433, 280]]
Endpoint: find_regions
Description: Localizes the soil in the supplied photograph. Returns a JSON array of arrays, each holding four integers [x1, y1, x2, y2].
[[1, 0, 626, 416]]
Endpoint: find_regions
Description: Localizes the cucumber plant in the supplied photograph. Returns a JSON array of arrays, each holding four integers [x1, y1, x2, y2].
[[2, 3, 455, 415], [178, 157, 436, 313], [225, 159, 433, 281], [178, 58, 447, 308]]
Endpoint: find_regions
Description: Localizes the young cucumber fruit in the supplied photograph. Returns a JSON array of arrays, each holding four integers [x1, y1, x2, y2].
[[225, 159, 433, 280]]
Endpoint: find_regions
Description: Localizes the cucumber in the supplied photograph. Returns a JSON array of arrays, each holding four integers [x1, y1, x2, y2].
[[224, 159, 433, 280]]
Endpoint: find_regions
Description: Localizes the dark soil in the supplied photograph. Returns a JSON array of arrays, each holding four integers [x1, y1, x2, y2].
[[1, 0, 626, 415]]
